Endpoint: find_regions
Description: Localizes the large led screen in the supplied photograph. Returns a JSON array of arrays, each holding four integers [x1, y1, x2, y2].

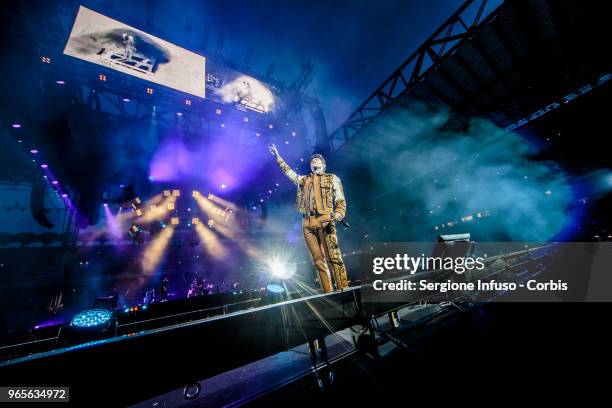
[[64, 6, 206, 98], [206, 59, 276, 113]]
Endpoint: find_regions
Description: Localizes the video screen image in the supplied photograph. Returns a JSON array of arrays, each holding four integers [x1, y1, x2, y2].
[[64, 6, 206, 98]]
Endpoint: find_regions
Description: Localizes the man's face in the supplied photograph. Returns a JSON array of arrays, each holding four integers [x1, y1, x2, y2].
[[311, 158, 325, 175]]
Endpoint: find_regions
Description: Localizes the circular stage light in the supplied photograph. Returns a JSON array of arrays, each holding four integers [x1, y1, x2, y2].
[[71, 309, 112, 328], [269, 257, 296, 280], [266, 283, 285, 294]]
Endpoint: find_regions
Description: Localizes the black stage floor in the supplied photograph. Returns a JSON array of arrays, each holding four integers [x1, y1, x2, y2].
[[133, 303, 612, 407]]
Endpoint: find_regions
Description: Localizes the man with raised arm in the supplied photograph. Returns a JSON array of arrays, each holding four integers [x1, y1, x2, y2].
[[268, 144, 348, 292]]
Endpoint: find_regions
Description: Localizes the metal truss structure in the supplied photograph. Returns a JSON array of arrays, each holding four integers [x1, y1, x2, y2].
[[329, 0, 610, 151], [328, 0, 492, 150]]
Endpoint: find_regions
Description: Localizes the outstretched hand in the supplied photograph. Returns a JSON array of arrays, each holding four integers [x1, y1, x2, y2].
[[268, 144, 279, 159]]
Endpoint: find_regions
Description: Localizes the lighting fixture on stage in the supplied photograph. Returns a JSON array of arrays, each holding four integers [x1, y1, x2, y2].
[[99, 74, 106, 81], [269, 256, 296, 280], [146, 87, 154, 94], [167, 202, 175, 210], [171, 217, 179, 225], [207, 219, 215, 228], [57, 308, 116, 346], [163, 190, 171, 197], [192, 190, 200, 197], [71, 309, 112, 328], [12, 123, 21, 128], [130, 197, 142, 209], [215, 108, 221, 115], [41, 56, 51, 63], [265, 283, 285, 294], [185, 99, 191, 106], [192, 217, 200, 225], [172, 189, 180, 197], [263, 280, 287, 305]]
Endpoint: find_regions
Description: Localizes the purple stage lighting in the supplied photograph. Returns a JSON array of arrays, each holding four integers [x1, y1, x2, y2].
[[103, 204, 122, 240], [56, 80, 65, 85], [150, 133, 270, 190], [30, 149, 38, 154], [12, 123, 21, 128], [51, 180, 59, 185], [41, 164, 48, 168]]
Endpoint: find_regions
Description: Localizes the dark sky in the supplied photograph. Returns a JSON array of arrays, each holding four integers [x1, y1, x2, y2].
[[83, 0, 501, 130]]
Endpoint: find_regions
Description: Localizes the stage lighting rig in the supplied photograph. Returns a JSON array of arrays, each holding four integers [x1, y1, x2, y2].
[[57, 309, 116, 346], [71, 309, 112, 328], [269, 256, 296, 280]]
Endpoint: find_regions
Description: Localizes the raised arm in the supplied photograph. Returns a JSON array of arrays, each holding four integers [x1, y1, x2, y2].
[[268, 144, 304, 186]]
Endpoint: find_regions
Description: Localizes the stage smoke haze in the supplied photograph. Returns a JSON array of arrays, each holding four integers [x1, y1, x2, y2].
[[342, 102, 573, 241]]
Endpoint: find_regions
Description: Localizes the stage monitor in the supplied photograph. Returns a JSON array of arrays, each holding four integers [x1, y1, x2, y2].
[[64, 6, 206, 98], [432, 233, 473, 259]]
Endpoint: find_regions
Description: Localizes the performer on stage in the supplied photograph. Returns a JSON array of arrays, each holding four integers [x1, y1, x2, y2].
[[268, 144, 348, 292]]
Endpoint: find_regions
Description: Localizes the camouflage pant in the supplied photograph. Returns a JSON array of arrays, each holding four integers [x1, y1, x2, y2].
[[302, 215, 348, 292]]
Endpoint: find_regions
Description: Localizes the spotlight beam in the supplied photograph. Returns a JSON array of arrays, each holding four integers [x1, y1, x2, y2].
[[142, 225, 175, 274], [195, 223, 227, 260]]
